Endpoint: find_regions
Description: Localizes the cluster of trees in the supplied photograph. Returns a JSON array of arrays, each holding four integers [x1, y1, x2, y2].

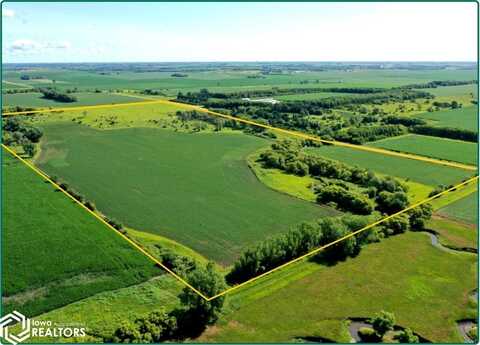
[[359, 311, 419, 343], [382, 115, 426, 127], [141, 89, 165, 96], [110, 263, 226, 343], [412, 125, 477, 142], [226, 205, 431, 284], [175, 110, 231, 131], [401, 79, 477, 89], [2, 88, 33, 95], [259, 140, 409, 215], [334, 124, 407, 144], [432, 100, 462, 109], [2, 117, 43, 156], [39, 88, 77, 103]]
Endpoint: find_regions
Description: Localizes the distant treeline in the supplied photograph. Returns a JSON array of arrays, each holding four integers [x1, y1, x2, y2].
[[412, 125, 478, 142], [334, 124, 407, 144], [177, 87, 387, 102], [39, 88, 77, 103], [400, 80, 477, 89]]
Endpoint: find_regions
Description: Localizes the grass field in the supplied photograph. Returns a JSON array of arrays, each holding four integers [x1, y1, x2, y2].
[[437, 191, 478, 225], [369, 134, 478, 165], [2, 92, 144, 108], [36, 123, 335, 264], [1, 150, 160, 317], [21, 275, 183, 342], [307, 146, 473, 186], [421, 84, 477, 98], [27, 101, 198, 130], [427, 217, 477, 250], [200, 232, 476, 343], [416, 106, 478, 132]]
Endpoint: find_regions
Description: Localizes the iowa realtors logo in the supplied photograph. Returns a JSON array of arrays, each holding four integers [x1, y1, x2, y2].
[[0, 311, 31, 345], [0, 311, 86, 344]]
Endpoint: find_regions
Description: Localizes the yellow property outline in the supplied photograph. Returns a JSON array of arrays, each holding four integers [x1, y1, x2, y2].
[[2, 99, 479, 301]]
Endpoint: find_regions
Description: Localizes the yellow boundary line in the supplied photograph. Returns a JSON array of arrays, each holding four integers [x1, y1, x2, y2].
[[1, 144, 211, 301], [2, 99, 476, 171], [2, 143, 478, 301]]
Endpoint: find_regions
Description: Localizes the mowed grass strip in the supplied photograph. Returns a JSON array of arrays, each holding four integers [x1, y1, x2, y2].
[[200, 232, 476, 343], [307, 145, 474, 186], [1, 150, 160, 317], [416, 106, 478, 132], [368, 134, 478, 166], [36, 123, 335, 264], [2, 92, 145, 108]]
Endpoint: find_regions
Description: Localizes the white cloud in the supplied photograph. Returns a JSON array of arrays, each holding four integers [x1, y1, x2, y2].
[[2, 9, 15, 18], [10, 39, 40, 51], [9, 39, 71, 52]]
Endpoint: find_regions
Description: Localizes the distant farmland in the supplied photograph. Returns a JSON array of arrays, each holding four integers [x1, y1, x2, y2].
[[36, 123, 335, 264], [416, 106, 478, 132], [2, 150, 159, 317], [369, 134, 478, 165], [2, 92, 144, 108]]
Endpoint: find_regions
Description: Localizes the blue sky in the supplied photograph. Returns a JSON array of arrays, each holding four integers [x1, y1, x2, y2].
[[2, 2, 477, 63]]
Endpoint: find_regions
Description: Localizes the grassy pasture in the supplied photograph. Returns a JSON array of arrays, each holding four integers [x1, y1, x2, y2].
[[307, 146, 473, 186], [2, 92, 144, 108], [36, 123, 335, 264], [1, 150, 160, 317], [369, 134, 478, 166], [427, 217, 477, 250], [416, 106, 478, 132], [437, 191, 478, 225], [200, 232, 476, 343], [422, 84, 477, 98], [20, 275, 183, 342]]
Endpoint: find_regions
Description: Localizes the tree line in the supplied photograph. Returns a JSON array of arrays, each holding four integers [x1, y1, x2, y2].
[[226, 204, 431, 284], [412, 125, 477, 142], [401, 80, 477, 89], [39, 88, 77, 103]]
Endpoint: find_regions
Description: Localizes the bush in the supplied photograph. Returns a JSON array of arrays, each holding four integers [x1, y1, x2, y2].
[[395, 327, 419, 343], [371, 311, 395, 336], [358, 327, 380, 342]]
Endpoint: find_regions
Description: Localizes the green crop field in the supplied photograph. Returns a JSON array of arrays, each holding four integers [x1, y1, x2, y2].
[[2, 92, 144, 108], [200, 232, 476, 343], [369, 134, 478, 165], [437, 191, 478, 225], [416, 106, 478, 132], [36, 123, 335, 264], [421, 84, 477, 98], [307, 146, 473, 186], [1, 150, 160, 317]]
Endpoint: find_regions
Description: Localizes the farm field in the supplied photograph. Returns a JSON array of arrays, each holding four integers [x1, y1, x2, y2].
[[307, 145, 474, 186], [437, 191, 478, 225], [1, 149, 160, 317], [416, 106, 478, 132], [35, 122, 335, 264], [3, 68, 476, 96], [369, 134, 478, 165], [2, 92, 144, 108], [200, 232, 477, 343]]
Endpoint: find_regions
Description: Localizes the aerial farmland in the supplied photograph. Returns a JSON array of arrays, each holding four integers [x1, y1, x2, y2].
[[1, 2, 478, 344]]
